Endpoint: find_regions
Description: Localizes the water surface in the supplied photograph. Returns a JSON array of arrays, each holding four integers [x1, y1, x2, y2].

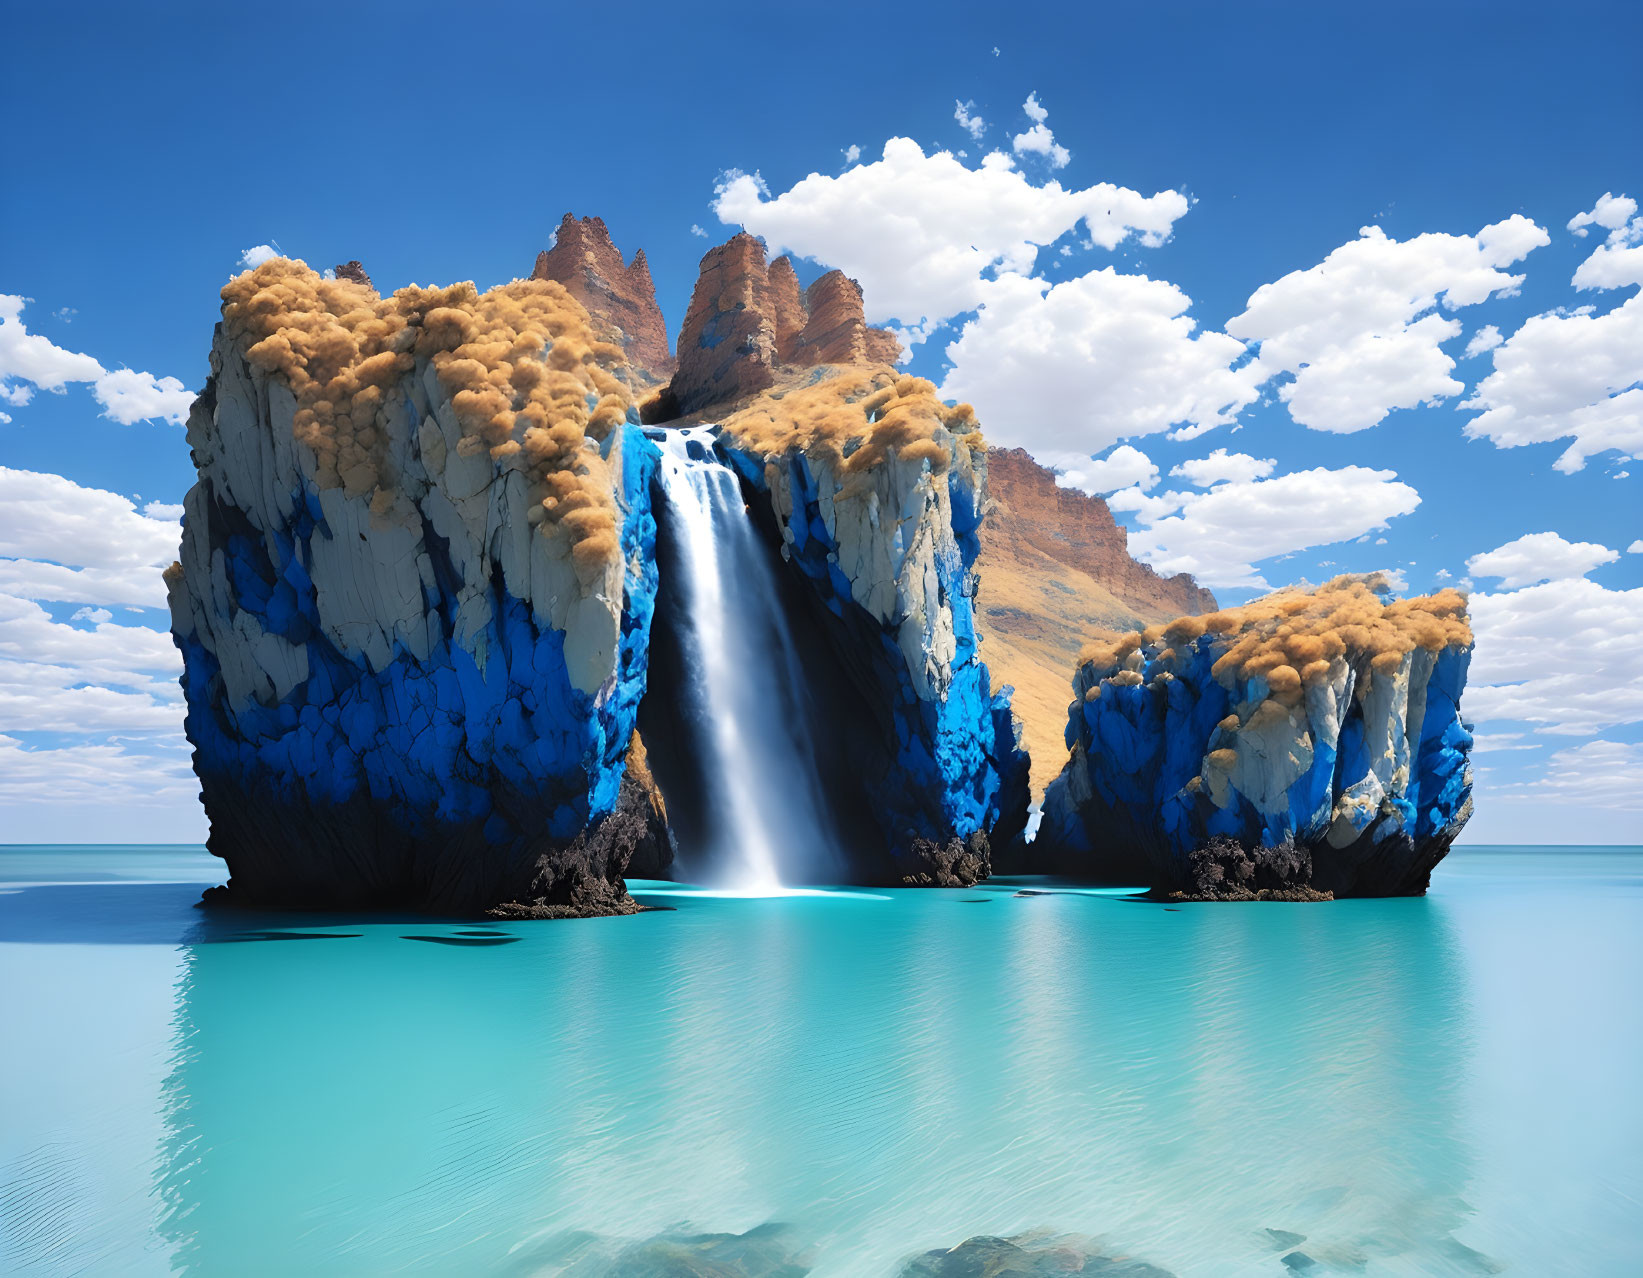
[[2, 846, 1640, 1275]]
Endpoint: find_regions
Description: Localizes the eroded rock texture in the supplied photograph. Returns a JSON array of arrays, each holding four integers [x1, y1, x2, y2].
[[1037, 577, 1474, 897], [648, 232, 903, 420], [979, 446, 1216, 793], [716, 372, 1030, 882], [533, 213, 674, 383], [168, 260, 665, 914]]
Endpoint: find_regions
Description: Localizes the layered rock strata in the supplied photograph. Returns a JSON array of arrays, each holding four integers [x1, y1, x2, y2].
[[978, 446, 1216, 793], [1036, 577, 1474, 897], [532, 213, 674, 383], [167, 259, 666, 914], [715, 370, 1030, 882], [646, 232, 903, 420]]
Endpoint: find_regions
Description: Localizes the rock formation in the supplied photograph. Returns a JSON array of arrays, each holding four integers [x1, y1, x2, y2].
[[978, 447, 1216, 793], [713, 371, 1030, 883], [1035, 576, 1474, 897], [332, 260, 374, 291], [532, 213, 674, 383], [167, 259, 666, 915], [645, 232, 903, 421]]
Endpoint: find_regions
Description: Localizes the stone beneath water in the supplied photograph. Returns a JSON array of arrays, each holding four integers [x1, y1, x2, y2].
[[900, 1232, 1175, 1276], [1036, 577, 1475, 898], [507, 1222, 815, 1276]]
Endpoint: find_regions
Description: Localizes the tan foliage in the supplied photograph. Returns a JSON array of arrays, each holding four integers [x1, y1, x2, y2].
[[1077, 575, 1472, 699], [721, 369, 981, 480], [220, 257, 634, 570]]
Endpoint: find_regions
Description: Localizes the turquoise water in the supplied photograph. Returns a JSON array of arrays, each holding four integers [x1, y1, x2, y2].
[[2, 847, 1640, 1275]]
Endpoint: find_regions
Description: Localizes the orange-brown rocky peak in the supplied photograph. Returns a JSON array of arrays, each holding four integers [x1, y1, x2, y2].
[[652, 235, 904, 420], [532, 213, 674, 382]]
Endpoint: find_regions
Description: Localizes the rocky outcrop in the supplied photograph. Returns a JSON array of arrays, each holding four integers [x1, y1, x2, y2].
[[1036, 577, 1474, 897], [167, 259, 665, 915], [978, 447, 1216, 794], [533, 213, 674, 383], [715, 371, 1030, 881], [648, 233, 902, 420], [332, 260, 374, 291]]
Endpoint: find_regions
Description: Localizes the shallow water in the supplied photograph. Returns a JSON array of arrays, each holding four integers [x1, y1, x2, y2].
[[2, 846, 1640, 1276]]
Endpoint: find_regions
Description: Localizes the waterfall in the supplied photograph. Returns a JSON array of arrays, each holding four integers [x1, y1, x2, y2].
[[652, 428, 839, 889]]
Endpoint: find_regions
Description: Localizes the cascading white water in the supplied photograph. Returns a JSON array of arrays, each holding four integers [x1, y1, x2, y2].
[[654, 428, 838, 890]]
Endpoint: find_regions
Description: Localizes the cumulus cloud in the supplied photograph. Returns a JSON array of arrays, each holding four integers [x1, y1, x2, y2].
[[1467, 577, 1643, 734], [954, 100, 986, 140], [1463, 325, 1503, 358], [1466, 531, 1620, 589], [1111, 463, 1422, 589], [842, 144, 861, 165], [1169, 448, 1276, 487], [1461, 221, 1642, 473], [1043, 443, 1159, 495], [0, 466, 181, 607], [92, 367, 193, 426], [1568, 192, 1638, 239], [1630, 540, 1643, 554], [1494, 739, 1643, 811], [0, 294, 193, 425], [237, 243, 280, 270], [0, 593, 182, 733], [1011, 93, 1070, 168], [0, 734, 198, 808], [1226, 217, 1549, 433], [712, 138, 1188, 340], [939, 268, 1259, 454]]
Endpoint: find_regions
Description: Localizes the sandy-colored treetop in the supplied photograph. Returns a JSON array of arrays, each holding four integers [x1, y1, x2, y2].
[[1076, 575, 1473, 700], [219, 258, 633, 580], [721, 368, 982, 478]]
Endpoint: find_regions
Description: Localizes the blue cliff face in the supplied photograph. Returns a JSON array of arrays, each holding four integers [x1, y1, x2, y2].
[[1036, 578, 1474, 897], [167, 264, 667, 914], [716, 385, 1030, 885]]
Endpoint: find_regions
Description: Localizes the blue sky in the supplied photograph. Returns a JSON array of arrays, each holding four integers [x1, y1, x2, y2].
[[2, 0, 1639, 843]]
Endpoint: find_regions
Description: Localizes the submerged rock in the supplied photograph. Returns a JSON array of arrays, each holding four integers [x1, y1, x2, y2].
[[168, 260, 664, 914], [900, 1231, 1175, 1276], [1036, 576, 1474, 897]]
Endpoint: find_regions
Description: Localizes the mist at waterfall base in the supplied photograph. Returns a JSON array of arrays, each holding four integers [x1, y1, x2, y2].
[[4, 847, 1641, 1276], [645, 428, 843, 892]]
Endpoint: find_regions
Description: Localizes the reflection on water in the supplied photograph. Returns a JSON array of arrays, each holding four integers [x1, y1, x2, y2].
[[145, 884, 1474, 1275], [4, 848, 1641, 1276]]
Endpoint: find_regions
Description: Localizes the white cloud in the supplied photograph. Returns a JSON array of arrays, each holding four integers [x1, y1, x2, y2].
[[1169, 448, 1276, 488], [237, 243, 280, 270], [0, 466, 181, 608], [143, 501, 185, 521], [1495, 740, 1643, 811], [1374, 567, 1410, 593], [1043, 443, 1159, 495], [689, 224, 708, 237], [1467, 577, 1643, 735], [1629, 540, 1643, 554], [0, 294, 193, 426], [1569, 223, 1643, 291], [954, 100, 986, 141], [1011, 94, 1069, 169], [70, 606, 113, 625], [1226, 217, 1549, 432], [0, 734, 198, 808], [92, 367, 193, 426], [939, 268, 1258, 454], [1568, 192, 1638, 239], [1, 293, 103, 398], [1466, 530, 1620, 589], [842, 144, 861, 165], [1461, 298, 1642, 475], [0, 593, 181, 733], [1114, 463, 1421, 589], [1463, 325, 1503, 358], [712, 138, 1187, 340]]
